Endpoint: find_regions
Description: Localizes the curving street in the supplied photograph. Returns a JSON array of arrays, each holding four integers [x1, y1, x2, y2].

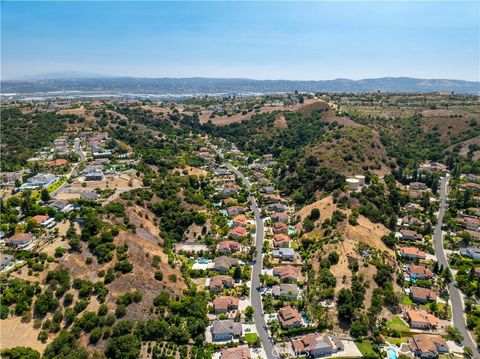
[[224, 162, 278, 359], [433, 176, 478, 354]]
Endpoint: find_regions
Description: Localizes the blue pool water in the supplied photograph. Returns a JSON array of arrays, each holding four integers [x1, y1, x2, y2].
[[387, 348, 398, 359], [198, 259, 211, 264], [288, 227, 295, 235], [302, 315, 311, 324]]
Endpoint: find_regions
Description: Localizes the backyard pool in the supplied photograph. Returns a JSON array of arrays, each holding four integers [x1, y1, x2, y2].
[[386, 348, 398, 359], [288, 227, 295, 235], [198, 259, 211, 264], [301, 315, 311, 324]]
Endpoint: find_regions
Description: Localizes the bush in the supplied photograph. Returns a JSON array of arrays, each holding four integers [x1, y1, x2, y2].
[[154, 271, 163, 281], [115, 305, 126, 318], [89, 327, 103, 344]]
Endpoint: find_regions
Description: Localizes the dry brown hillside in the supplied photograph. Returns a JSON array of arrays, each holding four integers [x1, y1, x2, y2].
[[298, 194, 401, 327], [294, 101, 391, 176]]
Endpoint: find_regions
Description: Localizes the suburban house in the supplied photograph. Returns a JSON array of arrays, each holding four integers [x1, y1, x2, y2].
[[273, 265, 301, 282], [31, 215, 50, 226], [408, 264, 433, 280], [456, 216, 480, 232], [272, 233, 290, 248], [291, 334, 344, 358], [272, 283, 299, 299], [212, 296, 239, 314], [272, 222, 288, 234], [278, 306, 303, 329], [21, 173, 57, 189], [47, 199, 74, 213], [85, 171, 104, 181], [232, 214, 247, 227], [220, 345, 251, 359], [262, 194, 283, 204], [401, 229, 424, 241], [267, 203, 287, 212], [272, 247, 295, 261], [211, 319, 242, 341], [226, 206, 246, 216], [409, 182, 428, 190], [405, 203, 423, 212], [214, 168, 230, 176], [221, 188, 237, 198], [217, 240, 241, 254], [461, 182, 480, 191], [208, 275, 235, 292], [229, 226, 247, 239], [410, 286, 437, 303], [213, 256, 239, 273], [400, 247, 427, 260], [402, 216, 424, 227], [460, 247, 480, 260], [271, 212, 289, 223], [409, 190, 422, 200], [409, 334, 449, 358], [259, 186, 275, 194], [5, 233, 35, 248], [405, 309, 438, 330]]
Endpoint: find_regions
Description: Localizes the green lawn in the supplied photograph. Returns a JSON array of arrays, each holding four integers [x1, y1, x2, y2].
[[355, 340, 378, 357], [48, 177, 67, 194], [386, 337, 409, 345], [244, 333, 260, 346], [386, 316, 409, 332], [401, 294, 414, 306]]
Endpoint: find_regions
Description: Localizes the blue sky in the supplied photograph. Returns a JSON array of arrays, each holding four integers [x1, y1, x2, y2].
[[1, 1, 479, 80]]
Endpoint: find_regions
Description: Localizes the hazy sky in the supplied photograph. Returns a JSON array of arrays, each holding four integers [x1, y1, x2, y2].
[[1, 1, 479, 81]]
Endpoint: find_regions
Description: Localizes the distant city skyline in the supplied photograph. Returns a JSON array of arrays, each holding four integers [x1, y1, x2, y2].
[[1, 1, 479, 81]]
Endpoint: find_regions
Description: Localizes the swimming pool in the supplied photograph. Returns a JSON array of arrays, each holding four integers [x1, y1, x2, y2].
[[198, 259, 211, 264], [288, 227, 295, 235], [301, 315, 311, 324], [387, 348, 398, 359]]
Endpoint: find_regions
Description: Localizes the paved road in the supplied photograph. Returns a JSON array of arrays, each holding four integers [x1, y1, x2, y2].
[[74, 138, 86, 162], [224, 162, 278, 359], [433, 176, 478, 354]]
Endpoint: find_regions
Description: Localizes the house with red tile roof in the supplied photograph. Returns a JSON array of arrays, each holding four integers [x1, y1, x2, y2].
[[31, 215, 49, 225], [410, 286, 436, 303], [212, 296, 239, 314], [272, 233, 290, 248], [405, 309, 438, 329], [273, 265, 301, 282], [278, 306, 303, 329], [217, 240, 241, 254], [208, 275, 235, 292], [229, 226, 247, 239], [5, 233, 35, 248], [409, 334, 448, 357], [401, 229, 424, 241], [272, 222, 288, 234], [220, 345, 251, 359], [232, 214, 247, 227], [291, 334, 344, 358], [399, 247, 426, 260]]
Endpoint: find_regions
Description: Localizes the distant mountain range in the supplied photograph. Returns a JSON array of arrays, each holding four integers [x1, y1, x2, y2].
[[2, 76, 479, 96]]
